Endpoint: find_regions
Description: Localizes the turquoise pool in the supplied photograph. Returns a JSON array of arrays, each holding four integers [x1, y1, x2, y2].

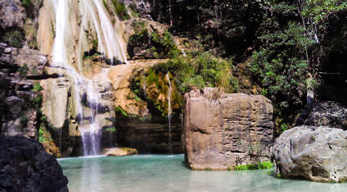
[[58, 155, 347, 192]]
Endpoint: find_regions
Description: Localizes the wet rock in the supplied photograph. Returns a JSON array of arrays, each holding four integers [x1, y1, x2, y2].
[[273, 126, 347, 182], [182, 88, 274, 170], [116, 116, 182, 154], [103, 147, 138, 156], [0, 136, 68, 192]]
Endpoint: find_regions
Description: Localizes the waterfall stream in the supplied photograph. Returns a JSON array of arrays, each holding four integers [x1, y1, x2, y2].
[[166, 73, 173, 154], [51, 0, 128, 156]]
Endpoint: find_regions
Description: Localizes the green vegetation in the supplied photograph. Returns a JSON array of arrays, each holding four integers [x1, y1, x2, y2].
[[2, 30, 25, 48], [83, 52, 102, 60], [104, 127, 116, 132], [128, 28, 178, 59], [21, 0, 31, 7], [234, 161, 273, 171], [32, 82, 43, 92], [151, 31, 179, 58], [40, 115, 47, 122], [161, 51, 237, 93], [38, 126, 46, 143], [150, 0, 347, 134], [115, 106, 128, 117], [131, 69, 183, 117], [111, 0, 129, 20]]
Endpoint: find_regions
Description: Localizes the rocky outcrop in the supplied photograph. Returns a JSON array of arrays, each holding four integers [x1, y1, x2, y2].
[[110, 60, 182, 153], [0, 0, 26, 30], [0, 0, 43, 48], [0, 136, 68, 192], [297, 101, 347, 130], [182, 88, 274, 170], [0, 43, 48, 138], [273, 126, 347, 182], [103, 147, 138, 156]]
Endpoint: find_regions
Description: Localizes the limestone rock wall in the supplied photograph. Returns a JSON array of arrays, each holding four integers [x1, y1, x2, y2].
[[0, 43, 48, 138], [182, 88, 274, 170]]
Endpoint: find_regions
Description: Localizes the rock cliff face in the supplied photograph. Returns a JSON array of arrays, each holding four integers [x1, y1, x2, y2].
[[110, 60, 182, 153], [0, 136, 68, 192], [0, 0, 186, 156], [182, 88, 274, 170], [0, 43, 48, 138], [273, 126, 347, 182]]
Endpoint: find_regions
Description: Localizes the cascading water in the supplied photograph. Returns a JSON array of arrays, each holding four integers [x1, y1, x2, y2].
[[166, 73, 173, 154], [52, 0, 128, 156]]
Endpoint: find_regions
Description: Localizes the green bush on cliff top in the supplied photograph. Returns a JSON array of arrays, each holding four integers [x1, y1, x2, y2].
[[160, 51, 238, 93]]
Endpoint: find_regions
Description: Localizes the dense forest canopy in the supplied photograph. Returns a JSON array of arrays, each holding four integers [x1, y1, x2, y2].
[[145, 0, 347, 133]]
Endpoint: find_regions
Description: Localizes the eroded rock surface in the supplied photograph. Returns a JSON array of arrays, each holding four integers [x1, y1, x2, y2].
[[0, 43, 48, 138], [0, 0, 25, 30], [0, 136, 68, 192], [298, 101, 347, 129], [273, 126, 347, 182], [183, 88, 274, 170]]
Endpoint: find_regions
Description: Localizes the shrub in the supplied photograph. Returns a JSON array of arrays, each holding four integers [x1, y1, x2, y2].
[[234, 161, 273, 171], [38, 126, 46, 143], [2, 30, 25, 48], [22, 0, 31, 7], [162, 51, 237, 93]]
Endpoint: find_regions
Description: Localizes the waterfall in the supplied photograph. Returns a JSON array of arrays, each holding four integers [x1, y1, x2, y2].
[[166, 73, 173, 154], [51, 0, 128, 156]]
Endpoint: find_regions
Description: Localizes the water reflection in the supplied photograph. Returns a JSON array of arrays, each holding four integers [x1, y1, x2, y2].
[[79, 159, 102, 191]]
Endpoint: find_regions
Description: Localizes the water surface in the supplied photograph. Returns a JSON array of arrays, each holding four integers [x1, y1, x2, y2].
[[58, 155, 347, 192]]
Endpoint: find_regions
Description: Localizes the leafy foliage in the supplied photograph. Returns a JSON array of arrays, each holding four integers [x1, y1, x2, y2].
[[250, 22, 314, 131], [111, 0, 129, 20], [162, 51, 237, 93]]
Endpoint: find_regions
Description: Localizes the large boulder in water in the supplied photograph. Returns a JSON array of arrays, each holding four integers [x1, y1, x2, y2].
[[182, 88, 274, 170], [0, 136, 68, 192], [273, 126, 347, 182]]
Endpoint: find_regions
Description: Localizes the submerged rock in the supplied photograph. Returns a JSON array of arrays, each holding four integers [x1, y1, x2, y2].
[[103, 147, 138, 157], [0, 136, 68, 192], [273, 126, 347, 182], [182, 88, 274, 170]]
